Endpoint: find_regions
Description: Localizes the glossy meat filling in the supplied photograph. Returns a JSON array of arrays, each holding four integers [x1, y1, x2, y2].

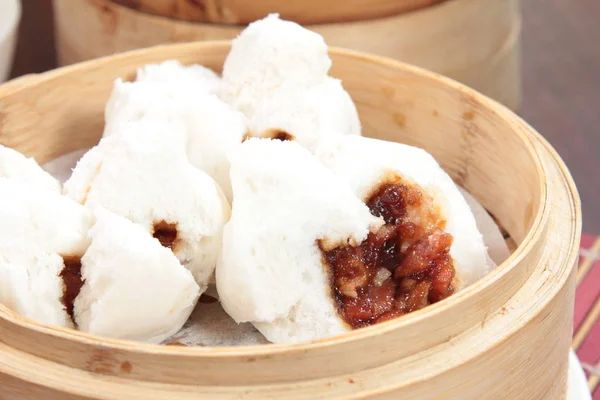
[[320, 181, 456, 328]]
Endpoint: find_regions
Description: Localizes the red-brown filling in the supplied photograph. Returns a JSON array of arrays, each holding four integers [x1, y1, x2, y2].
[[242, 129, 295, 143], [269, 130, 295, 142], [319, 181, 455, 328], [153, 221, 179, 249], [59, 256, 84, 324]]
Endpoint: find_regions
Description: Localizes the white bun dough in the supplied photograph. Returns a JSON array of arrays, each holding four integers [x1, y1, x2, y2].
[[182, 97, 246, 201], [75, 208, 200, 343], [220, 14, 331, 116], [0, 253, 75, 329], [135, 60, 220, 95], [104, 79, 246, 201], [0, 179, 93, 328], [0, 145, 61, 192], [217, 139, 382, 343]]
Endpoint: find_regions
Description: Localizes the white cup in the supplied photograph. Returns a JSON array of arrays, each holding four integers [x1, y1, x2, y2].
[[0, 0, 21, 83]]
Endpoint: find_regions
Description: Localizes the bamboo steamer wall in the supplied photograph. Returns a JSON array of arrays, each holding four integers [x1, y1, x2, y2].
[[110, 0, 450, 24], [52, 0, 522, 110], [0, 42, 580, 399]]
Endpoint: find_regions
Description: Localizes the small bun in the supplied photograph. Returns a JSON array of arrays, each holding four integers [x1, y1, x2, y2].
[[183, 95, 247, 201], [75, 208, 200, 343], [106, 61, 220, 130], [220, 14, 331, 116]]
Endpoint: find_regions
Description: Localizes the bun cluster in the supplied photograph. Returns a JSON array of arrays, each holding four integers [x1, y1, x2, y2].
[[0, 15, 492, 344]]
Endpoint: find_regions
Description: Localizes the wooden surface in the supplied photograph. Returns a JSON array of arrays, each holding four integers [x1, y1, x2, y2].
[[111, 0, 448, 24], [9, 0, 600, 235], [51, 0, 521, 111], [0, 41, 579, 400]]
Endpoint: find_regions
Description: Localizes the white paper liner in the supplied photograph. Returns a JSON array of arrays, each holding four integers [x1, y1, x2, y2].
[[42, 150, 511, 347], [41, 149, 88, 183]]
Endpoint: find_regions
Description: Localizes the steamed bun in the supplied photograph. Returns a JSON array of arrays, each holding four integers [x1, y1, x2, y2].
[[135, 60, 220, 95], [104, 79, 178, 136], [221, 14, 331, 116], [217, 139, 382, 343], [0, 178, 93, 328], [75, 208, 199, 343], [64, 117, 230, 290], [0, 253, 77, 329], [104, 78, 246, 200], [221, 14, 360, 152], [0, 145, 61, 192], [316, 135, 492, 289]]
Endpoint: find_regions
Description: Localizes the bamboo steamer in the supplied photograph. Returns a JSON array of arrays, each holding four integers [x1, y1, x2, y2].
[[111, 0, 449, 24], [52, 0, 522, 110], [0, 42, 579, 399]]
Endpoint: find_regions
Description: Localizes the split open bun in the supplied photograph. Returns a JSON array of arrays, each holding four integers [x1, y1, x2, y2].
[[220, 14, 332, 117], [316, 135, 492, 290], [0, 141, 203, 343], [217, 138, 382, 343], [75, 208, 199, 344], [217, 137, 491, 343], [64, 115, 230, 290], [221, 14, 360, 152], [247, 78, 360, 152]]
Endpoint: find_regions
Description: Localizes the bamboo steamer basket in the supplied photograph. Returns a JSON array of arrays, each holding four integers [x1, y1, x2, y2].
[[0, 42, 579, 399], [111, 0, 449, 24], [53, 0, 522, 110]]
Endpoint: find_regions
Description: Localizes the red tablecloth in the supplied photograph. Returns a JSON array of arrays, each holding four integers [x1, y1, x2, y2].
[[576, 234, 600, 398]]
